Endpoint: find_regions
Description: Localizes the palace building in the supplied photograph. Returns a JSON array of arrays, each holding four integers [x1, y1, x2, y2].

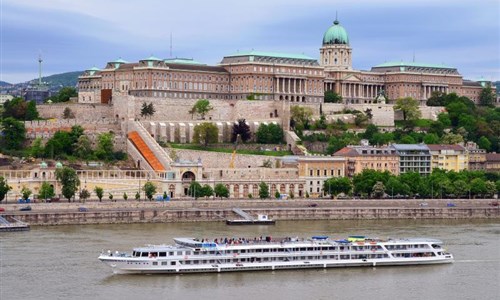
[[78, 18, 493, 106]]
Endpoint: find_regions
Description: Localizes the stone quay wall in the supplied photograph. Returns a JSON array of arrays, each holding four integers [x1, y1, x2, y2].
[[171, 149, 281, 168], [37, 103, 114, 120]]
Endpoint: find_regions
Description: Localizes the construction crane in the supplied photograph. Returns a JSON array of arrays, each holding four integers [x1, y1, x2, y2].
[[229, 134, 240, 168]]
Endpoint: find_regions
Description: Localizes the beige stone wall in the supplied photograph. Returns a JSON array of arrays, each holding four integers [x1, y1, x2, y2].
[[170, 148, 280, 168], [37, 103, 113, 120]]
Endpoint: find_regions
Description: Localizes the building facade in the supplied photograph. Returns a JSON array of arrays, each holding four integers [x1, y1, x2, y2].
[[427, 144, 468, 172], [465, 142, 487, 170], [78, 19, 494, 106], [297, 156, 346, 197], [333, 146, 399, 177], [390, 144, 431, 176]]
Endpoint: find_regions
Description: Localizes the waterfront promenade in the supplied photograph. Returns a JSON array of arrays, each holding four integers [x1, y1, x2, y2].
[[1, 198, 498, 225]]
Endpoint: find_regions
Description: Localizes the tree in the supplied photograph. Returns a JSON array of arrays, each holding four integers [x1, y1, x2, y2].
[[426, 91, 446, 106], [353, 170, 391, 196], [123, 192, 128, 201], [25, 101, 39, 120], [0, 177, 12, 202], [477, 136, 492, 152], [193, 123, 219, 147], [20, 186, 31, 201], [108, 193, 114, 201], [74, 135, 92, 159], [324, 90, 342, 103], [140, 102, 156, 119], [143, 181, 157, 201], [423, 133, 440, 144], [394, 97, 421, 121], [1, 117, 26, 150], [2, 97, 27, 119], [214, 183, 229, 199], [146, 103, 156, 118], [453, 180, 468, 198], [291, 106, 313, 129], [470, 178, 487, 198], [256, 123, 283, 144], [371, 181, 385, 199], [485, 181, 497, 198], [55, 167, 80, 202], [30, 138, 45, 158], [479, 85, 495, 106], [187, 181, 202, 199], [385, 177, 411, 198], [135, 191, 141, 200], [79, 189, 90, 203], [354, 113, 369, 127], [259, 182, 269, 199], [63, 107, 75, 119], [441, 133, 464, 144], [95, 132, 115, 161], [201, 184, 214, 199], [231, 119, 251, 143], [191, 99, 213, 119], [275, 191, 281, 199], [323, 177, 352, 197], [39, 182, 55, 201], [44, 131, 72, 158], [47, 87, 77, 103], [94, 186, 104, 202]]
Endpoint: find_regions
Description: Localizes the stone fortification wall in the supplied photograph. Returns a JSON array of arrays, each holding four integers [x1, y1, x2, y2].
[[112, 94, 286, 124], [37, 103, 113, 120], [169, 148, 281, 169]]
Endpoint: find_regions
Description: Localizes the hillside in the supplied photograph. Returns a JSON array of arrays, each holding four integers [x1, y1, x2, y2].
[[0, 81, 12, 87], [37, 71, 83, 87]]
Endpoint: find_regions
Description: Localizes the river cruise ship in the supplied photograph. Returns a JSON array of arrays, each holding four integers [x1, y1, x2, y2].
[[98, 235, 453, 274]]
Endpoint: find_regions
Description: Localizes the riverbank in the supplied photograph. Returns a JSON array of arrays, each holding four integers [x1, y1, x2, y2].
[[2, 199, 499, 226]]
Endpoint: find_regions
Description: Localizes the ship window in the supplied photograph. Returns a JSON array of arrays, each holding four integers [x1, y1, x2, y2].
[[153, 262, 158, 266], [141, 252, 148, 257], [159, 252, 166, 257], [177, 251, 183, 255], [169, 252, 174, 256], [170, 261, 176, 265], [162, 262, 168, 265]]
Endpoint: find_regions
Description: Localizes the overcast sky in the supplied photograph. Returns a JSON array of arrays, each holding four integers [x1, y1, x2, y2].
[[1, 0, 499, 84]]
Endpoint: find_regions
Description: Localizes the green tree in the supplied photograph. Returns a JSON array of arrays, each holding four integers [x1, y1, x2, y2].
[[56, 167, 80, 202], [485, 181, 497, 198], [21, 186, 32, 200], [74, 135, 92, 159], [79, 189, 90, 203], [453, 179, 469, 198], [2, 97, 27, 119], [423, 133, 440, 144], [371, 181, 385, 199], [394, 97, 421, 121], [95, 132, 115, 161], [47, 87, 77, 103], [214, 183, 229, 199], [477, 136, 492, 152], [231, 119, 251, 142], [399, 135, 416, 144], [479, 84, 495, 106], [441, 132, 464, 144], [324, 90, 342, 103], [143, 181, 157, 201], [385, 177, 411, 197], [201, 184, 214, 199], [259, 182, 269, 199], [470, 178, 487, 198], [191, 99, 213, 119], [123, 192, 128, 201], [193, 123, 219, 147], [135, 191, 140, 201], [44, 131, 72, 158], [1, 117, 26, 150], [188, 181, 202, 199], [30, 138, 45, 158], [275, 191, 281, 199], [39, 182, 55, 201], [426, 91, 446, 106], [291, 106, 313, 129], [63, 107, 75, 119], [25, 101, 39, 120], [140, 102, 156, 119], [353, 170, 391, 196], [108, 193, 114, 201], [94, 186, 104, 202], [256, 123, 283, 144], [0, 177, 12, 202], [323, 177, 352, 197]]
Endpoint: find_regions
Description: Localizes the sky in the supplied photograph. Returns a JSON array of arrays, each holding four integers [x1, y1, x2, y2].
[[1, 0, 499, 84]]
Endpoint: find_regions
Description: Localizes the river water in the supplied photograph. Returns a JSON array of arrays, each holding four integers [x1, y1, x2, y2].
[[1, 219, 499, 300]]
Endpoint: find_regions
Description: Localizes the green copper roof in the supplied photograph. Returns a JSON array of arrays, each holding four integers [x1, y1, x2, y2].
[[373, 61, 454, 69], [87, 67, 101, 71], [110, 58, 128, 64], [225, 50, 316, 61], [164, 58, 206, 65], [143, 55, 162, 61], [323, 19, 349, 45]]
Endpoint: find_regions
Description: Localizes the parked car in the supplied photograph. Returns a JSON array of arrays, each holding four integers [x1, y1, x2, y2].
[[0, 207, 5, 212], [446, 203, 456, 207], [307, 203, 318, 207], [78, 207, 89, 212], [46, 197, 60, 203], [19, 206, 32, 211], [419, 202, 428, 207], [488, 202, 499, 207]]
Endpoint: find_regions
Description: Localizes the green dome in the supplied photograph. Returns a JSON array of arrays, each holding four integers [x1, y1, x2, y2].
[[322, 20, 349, 45]]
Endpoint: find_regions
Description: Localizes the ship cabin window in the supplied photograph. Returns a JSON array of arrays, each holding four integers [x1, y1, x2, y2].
[[169, 252, 174, 256], [132, 251, 136, 256], [141, 252, 148, 257], [153, 262, 158, 266], [170, 261, 176, 266], [159, 252, 167, 257], [177, 251, 183, 255]]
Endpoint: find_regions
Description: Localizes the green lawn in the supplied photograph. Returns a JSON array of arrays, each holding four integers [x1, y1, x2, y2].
[[169, 143, 292, 157]]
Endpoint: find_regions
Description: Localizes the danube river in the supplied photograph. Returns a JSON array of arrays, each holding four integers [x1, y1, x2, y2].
[[1, 219, 499, 300]]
